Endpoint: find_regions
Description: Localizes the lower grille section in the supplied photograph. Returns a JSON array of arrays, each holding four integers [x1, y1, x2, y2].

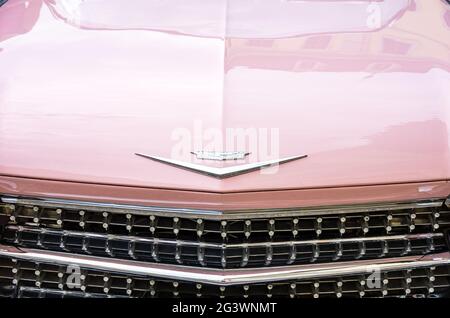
[[3, 226, 447, 269], [1, 196, 450, 298], [1, 245, 450, 298], [1, 254, 449, 298]]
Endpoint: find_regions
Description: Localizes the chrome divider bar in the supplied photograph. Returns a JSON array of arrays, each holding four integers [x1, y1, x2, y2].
[[0, 244, 449, 286], [16, 286, 120, 298], [1, 196, 445, 219], [6, 225, 445, 249]]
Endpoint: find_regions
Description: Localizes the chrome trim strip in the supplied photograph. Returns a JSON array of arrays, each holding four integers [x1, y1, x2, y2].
[[1, 196, 221, 217], [1, 196, 445, 219], [6, 225, 445, 249], [191, 151, 250, 161], [16, 287, 117, 298], [0, 244, 449, 285]]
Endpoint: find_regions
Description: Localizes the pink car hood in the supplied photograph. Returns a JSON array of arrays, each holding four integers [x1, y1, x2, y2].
[[0, 0, 449, 193]]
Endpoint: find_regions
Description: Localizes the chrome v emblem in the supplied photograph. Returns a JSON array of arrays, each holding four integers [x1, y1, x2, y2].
[[135, 153, 307, 179]]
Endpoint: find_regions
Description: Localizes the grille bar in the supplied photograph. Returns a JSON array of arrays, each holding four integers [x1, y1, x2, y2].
[[15, 287, 116, 298], [5, 225, 444, 249], [3, 225, 447, 268], [3, 199, 448, 244], [1, 196, 445, 219]]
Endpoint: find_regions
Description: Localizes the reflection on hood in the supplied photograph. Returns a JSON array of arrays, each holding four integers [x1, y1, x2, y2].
[[47, 0, 412, 38]]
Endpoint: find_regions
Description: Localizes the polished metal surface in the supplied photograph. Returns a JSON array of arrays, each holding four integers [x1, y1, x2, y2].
[[135, 153, 308, 179], [1, 196, 445, 219], [191, 151, 250, 161], [6, 225, 444, 249], [15, 287, 112, 299], [1, 243, 449, 286]]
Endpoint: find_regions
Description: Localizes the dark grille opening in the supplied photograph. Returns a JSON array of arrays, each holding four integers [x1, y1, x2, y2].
[[0, 257, 449, 298], [1, 199, 449, 269]]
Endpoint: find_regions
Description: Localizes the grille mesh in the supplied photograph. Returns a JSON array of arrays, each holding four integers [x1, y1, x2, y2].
[[1, 200, 449, 268], [2, 202, 448, 243]]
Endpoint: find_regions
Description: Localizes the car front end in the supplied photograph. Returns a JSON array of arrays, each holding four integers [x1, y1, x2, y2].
[[0, 0, 449, 298]]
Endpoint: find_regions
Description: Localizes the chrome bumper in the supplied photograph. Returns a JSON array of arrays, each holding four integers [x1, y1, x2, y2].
[[1, 244, 449, 286]]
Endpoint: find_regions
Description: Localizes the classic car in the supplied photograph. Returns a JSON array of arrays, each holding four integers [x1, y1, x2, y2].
[[0, 0, 449, 298]]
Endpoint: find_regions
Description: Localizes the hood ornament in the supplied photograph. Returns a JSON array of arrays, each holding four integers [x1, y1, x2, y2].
[[135, 152, 307, 179], [191, 151, 250, 161]]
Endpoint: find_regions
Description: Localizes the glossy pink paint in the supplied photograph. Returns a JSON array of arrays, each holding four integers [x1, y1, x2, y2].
[[1, 176, 449, 211], [0, 0, 449, 199]]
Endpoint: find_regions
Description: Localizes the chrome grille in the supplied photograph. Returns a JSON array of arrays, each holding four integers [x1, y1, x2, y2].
[[1, 197, 449, 269], [2, 226, 447, 269], [1, 257, 449, 298]]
